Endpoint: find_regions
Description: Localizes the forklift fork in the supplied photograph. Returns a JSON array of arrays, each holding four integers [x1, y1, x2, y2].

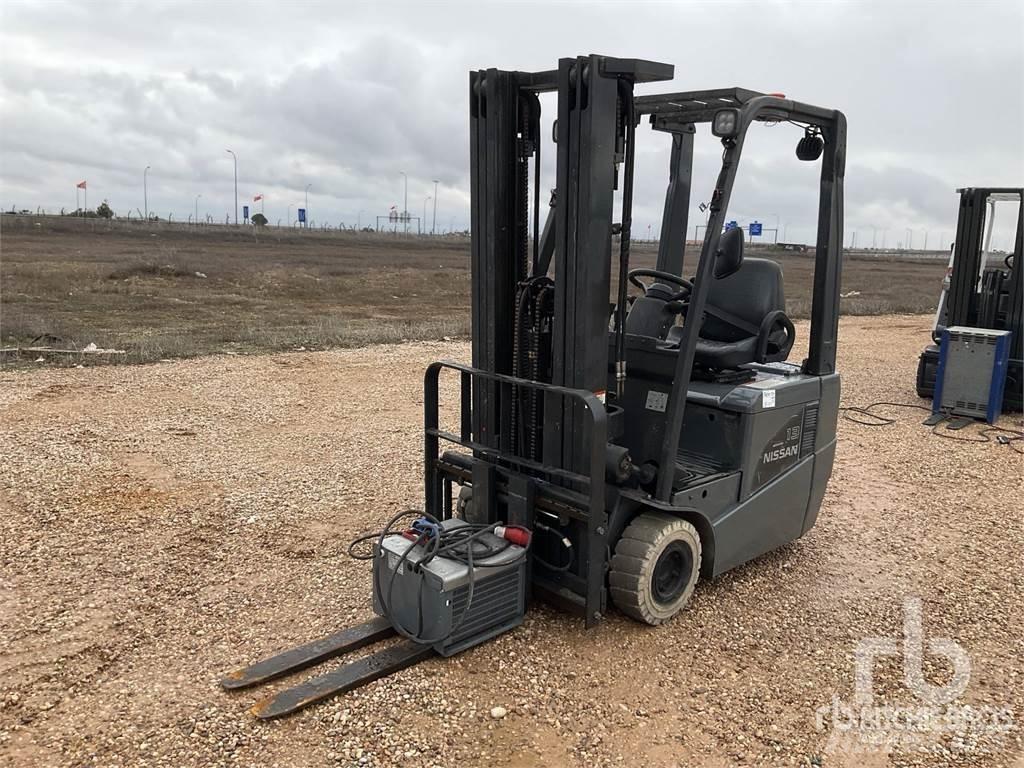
[[220, 618, 433, 719]]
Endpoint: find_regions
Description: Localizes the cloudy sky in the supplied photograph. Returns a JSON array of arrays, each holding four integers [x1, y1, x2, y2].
[[1, 0, 1021, 247]]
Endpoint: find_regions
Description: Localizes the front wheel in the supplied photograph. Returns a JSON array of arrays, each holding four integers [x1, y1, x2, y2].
[[609, 513, 702, 625]]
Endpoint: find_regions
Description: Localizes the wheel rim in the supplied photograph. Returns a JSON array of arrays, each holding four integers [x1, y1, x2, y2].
[[652, 541, 693, 606]]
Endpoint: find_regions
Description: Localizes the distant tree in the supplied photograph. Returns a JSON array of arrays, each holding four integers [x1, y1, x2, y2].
[[96, 201, 113, 219], [251, 213, 268, 227]]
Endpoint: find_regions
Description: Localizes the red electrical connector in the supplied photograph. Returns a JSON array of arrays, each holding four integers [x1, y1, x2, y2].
[[494, 525, 531, 547]]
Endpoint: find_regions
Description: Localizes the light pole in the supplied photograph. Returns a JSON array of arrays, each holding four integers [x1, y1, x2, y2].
[[905, 227, 913, 250], [304, 183, 311, 228], [288, 203, 293, 227], [143, 165, 151, 221], [226, 149, 237, 225], [400, 171, 408, 234], [423, 196, 431, 235], [432, 179, 439, 235], [194, 194, 201, 225], [357, 210, 364, 230]]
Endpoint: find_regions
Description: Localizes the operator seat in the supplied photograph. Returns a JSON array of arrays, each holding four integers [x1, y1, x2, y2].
[[668, 257, 795, 369]]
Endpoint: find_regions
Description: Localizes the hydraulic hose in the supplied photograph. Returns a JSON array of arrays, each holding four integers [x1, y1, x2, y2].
[[615, 79, 636, 399]]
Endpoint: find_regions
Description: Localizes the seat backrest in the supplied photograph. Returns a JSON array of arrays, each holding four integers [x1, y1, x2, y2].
[[702, 257, 785, 342], [625, 282, 679, 338]]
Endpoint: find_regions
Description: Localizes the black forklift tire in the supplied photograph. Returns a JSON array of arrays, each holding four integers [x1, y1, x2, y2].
[[609, 513, 702, 625], [915, 350, 937, 400]]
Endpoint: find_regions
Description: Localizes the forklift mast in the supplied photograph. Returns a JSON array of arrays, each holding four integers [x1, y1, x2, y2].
[[946, 188, 1023, 362], [468, 57, 674, 468]]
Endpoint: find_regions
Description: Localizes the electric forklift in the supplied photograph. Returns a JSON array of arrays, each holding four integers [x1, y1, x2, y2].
[[222, 54, 847, 718], [916, 187, 1023, 411]]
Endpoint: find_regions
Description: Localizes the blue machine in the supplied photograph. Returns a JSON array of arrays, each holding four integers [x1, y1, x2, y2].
[[932, 326, 1012, 424]]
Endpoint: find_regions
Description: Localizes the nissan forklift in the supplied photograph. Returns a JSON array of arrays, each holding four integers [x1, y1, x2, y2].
[[916, 187, 1023, 410], [222, 54, 847, 718]]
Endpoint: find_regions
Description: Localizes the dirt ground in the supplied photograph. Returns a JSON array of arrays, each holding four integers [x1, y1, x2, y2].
[[1, 314, 1021, 768], [1, 219, 944, 364]]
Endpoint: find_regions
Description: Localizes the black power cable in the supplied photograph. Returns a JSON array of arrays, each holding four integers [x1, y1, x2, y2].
[[928, 423, 1024, 453], [839, 401, 1024, 452], [531, 521, 574, 573], [839, 401, 931, 426]]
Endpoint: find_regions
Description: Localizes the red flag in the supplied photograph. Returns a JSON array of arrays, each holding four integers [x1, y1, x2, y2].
[[253, 194, 263, 201], [76, 180, 87, 189]]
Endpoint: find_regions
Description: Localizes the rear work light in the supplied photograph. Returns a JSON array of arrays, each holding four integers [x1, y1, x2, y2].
[[712, 108, 740, 138]]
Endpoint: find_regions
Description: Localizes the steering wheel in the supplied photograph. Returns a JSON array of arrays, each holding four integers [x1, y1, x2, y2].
[[627, 268, 693, 301]]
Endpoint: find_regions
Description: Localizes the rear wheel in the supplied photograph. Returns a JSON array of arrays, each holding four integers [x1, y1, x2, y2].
[[916, 348, 938, 400], [609, 513, 702, 625]]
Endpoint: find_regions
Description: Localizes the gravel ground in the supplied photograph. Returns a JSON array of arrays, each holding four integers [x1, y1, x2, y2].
[[1, 314, 1021, 767]]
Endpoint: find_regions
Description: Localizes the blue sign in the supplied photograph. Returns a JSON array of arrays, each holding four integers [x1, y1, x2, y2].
[[243, 205, 249, 220], [297, 208, 306, 223], [725, 220, 738, 230], [749, 221, 762, 237]]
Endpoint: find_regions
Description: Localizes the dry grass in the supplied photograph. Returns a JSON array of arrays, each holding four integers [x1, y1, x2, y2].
[[1, 219, 944, 366]]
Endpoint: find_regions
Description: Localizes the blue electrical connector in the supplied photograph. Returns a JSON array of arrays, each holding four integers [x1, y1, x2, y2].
[[411, 517, 441, 540]]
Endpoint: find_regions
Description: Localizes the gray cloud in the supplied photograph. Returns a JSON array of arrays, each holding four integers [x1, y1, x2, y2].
[[1, 0, 1021, 245]]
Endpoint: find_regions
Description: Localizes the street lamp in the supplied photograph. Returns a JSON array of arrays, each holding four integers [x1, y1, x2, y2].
[[143, 165, 150, 221], [905, 227, 913, 250], [194, 194, 201, 225], [432, 179, 439, 235], [226, 149, 238, 225], [400, 171, 408, 234], [304, 183, 311, 229], [288, 203, 293, 227], [423, 196, 431, 235]]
